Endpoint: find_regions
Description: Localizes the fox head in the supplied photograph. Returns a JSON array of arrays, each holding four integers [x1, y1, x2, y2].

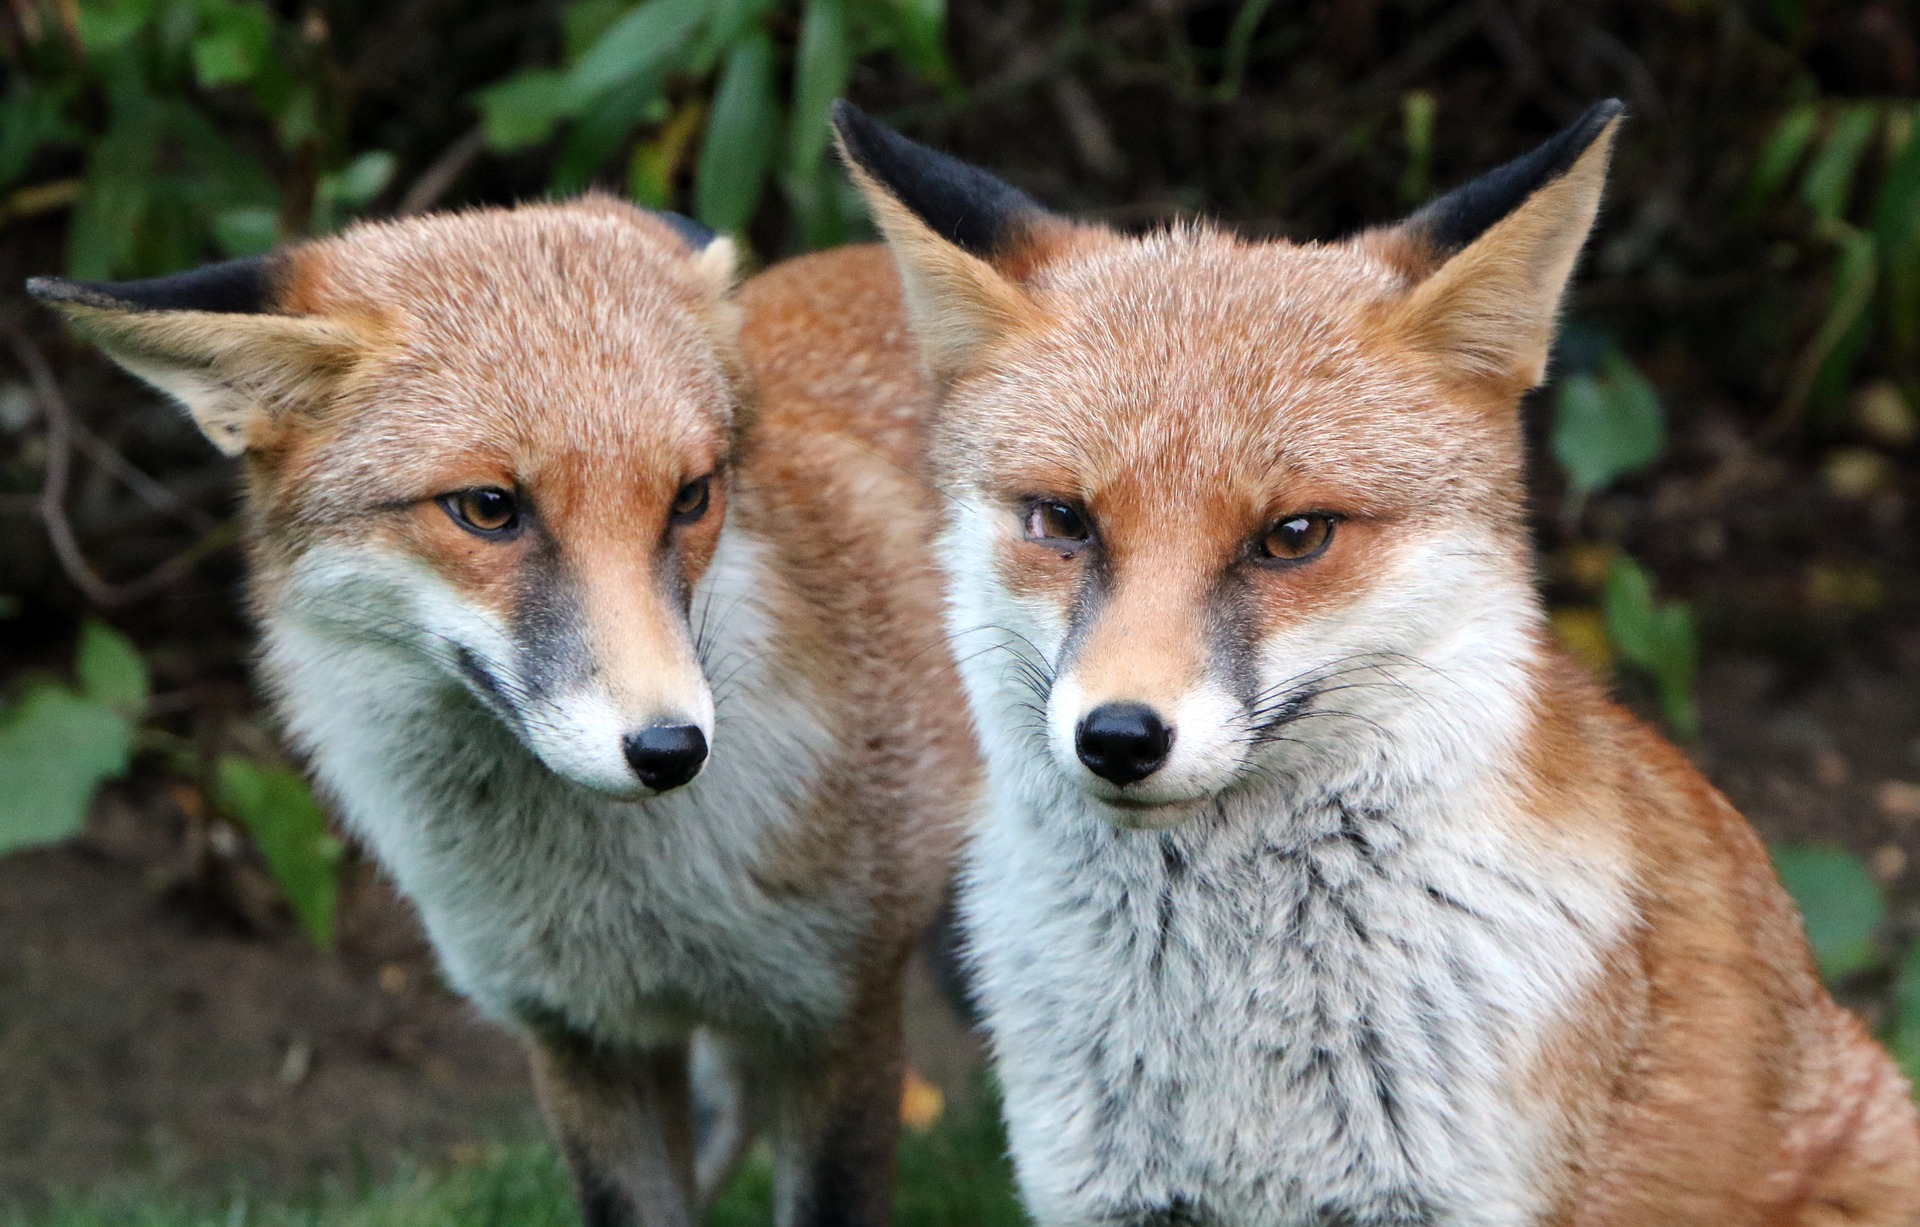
[[836, 100, 1622, 826], [30, 199, 742, 799]]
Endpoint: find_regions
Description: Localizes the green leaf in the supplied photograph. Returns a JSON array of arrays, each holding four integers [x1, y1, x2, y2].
[[1809, 228, 1879, 409], [0, 91, 77, 191], [694, 29, 779, 236], [191, 3, 272, 89], [1603, 555, 1698, 740], [1551, 350, 1664, 496], [1217, 0, 1277, 103], [1891, 941, 1920, 1085], [1873, 114, 1920, 256], [328, 150, 397, 210], [0, 687, 134, 855], [1771, 844, 1884, 981], [76, 0, 155, 55], [1801, 104, 1878, 225], [566, 0, 706, 108], [76, 621, 149, 715], [550, 70, 666, 194], [562, 0, 631, 60], [1648, 602, 1699, 741], [217, 756, 342, 949], [687, 0, 774, 75], [1747, 104, 1818, 211], [212, 205, 282, 256], [856, 0, 952, 86], [1602, 553, 1656, 663], [475, 71, 574, 152], [787, 0, 852, 185]]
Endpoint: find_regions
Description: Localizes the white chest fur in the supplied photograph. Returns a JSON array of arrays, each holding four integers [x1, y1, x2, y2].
[[258, 528, 854, 1048], [963, 763, 1617, 1227]]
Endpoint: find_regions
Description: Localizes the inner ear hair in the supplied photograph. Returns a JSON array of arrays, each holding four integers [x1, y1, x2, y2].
[[29, 267, 370, 456], [831, 100, 1056, 382], [1376, 101, 1624, 394]]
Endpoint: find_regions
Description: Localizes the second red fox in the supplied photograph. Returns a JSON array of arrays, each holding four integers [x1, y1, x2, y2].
[[833, 98, 1920, 1226]]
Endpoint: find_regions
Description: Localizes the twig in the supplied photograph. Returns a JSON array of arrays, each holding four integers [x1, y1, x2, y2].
[[1274, 6, 1482, 213], [8, 327, 238, 607], [59, 413, 220, 532], [0, 179, 80, 228], [396, 127, 486, 216]]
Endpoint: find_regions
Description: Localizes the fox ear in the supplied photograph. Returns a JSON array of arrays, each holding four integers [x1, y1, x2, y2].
[[27, 255, 370, 456], [831, 100, 1052, 383], [1374, 100, 1624, 395]]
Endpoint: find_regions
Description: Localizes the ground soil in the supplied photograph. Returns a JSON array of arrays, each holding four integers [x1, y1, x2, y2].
[[2, 638, 1917, 1203]]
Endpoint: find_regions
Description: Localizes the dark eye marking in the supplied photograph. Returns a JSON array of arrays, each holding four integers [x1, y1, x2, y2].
[[439, 487, 523, 540]]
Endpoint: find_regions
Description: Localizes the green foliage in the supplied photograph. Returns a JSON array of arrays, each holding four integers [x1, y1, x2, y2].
[[1770, 843, 1920, 1083], [2, 1083, 1022, 1227], [1771, 844, 1885, 980], [1551, 348, 1666, 499], [216, 755, 343, 950], [1895, 942, 1920, 1087], [5, 0, 393, 278], [1747, 101, 1920, 409], [0, 622, 146, 855], [1799, 104, 1878, 226], [476, 0, 951, 244], [1602, 555, 1698, 741]]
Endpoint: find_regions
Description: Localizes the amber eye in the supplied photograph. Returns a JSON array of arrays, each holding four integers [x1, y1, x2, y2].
[[1024, 500, 1091, 546], [1258, 513, 1335, 563], [670, 476, 712, 524], [440, 487, 521, 538]]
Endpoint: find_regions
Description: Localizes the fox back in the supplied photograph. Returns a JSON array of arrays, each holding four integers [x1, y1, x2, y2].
[[836, 101, 1920, 1226]]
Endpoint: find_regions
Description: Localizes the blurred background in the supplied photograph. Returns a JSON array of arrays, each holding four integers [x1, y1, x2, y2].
[[2, 0, 1919, 1222]]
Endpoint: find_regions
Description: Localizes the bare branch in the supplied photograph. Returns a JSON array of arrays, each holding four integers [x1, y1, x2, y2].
[[7, 327, 238, 608]]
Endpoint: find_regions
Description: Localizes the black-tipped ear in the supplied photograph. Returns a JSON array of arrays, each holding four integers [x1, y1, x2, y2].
[[1405, 100, 1624, 256], [26, 254, 284, 316], [650, 210, 718, 252], [830, 99, 1046, 260]]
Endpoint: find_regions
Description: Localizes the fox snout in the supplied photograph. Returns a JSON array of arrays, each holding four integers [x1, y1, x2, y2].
[[622, 723, 709, 792], [1074, 703, 1172, 786]]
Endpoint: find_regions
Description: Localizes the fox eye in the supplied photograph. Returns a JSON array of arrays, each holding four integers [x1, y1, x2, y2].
[[670, 476, 712, 525], [1024, 500, 1091, 548], [1258, 514, 1335, 564], [441, 487, 521, 538]]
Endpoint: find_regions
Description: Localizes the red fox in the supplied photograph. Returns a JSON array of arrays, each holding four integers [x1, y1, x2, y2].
[[29, 198, 974, 1227], [833, 99, 1920, 1225]]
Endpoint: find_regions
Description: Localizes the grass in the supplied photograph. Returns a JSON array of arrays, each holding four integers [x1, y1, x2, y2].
[[2, 1091, 1025, 1227]]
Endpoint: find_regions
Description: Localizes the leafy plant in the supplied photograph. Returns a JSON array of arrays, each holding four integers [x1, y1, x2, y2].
[[1552, 347, 1665, 502], [3, 0, 392, 278], [1771, 844, 1885, 980], [1748, 101, 1920, 417], [216, 755, 343, 950], [0, 621, 147, 854], [1546, 341, 1695, 741], [1602, 554, 1698, 741], [474, 0, 951, 248], [1771, 843, 1920, 1085]]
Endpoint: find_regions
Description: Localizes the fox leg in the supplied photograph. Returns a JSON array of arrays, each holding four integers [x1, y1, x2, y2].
[[768, 958, 909, 1227], [529, 1031, 698, 1227], [690, 1027, 760, 1211]]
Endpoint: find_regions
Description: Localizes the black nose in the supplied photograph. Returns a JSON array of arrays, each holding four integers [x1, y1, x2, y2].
[[1075, 703, 1172, 786], [622, 724, 708, 792]]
